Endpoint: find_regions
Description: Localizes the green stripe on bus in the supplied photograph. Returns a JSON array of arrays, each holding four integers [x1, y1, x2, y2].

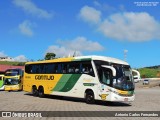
[[59, 74, 81, 92], [53, 74, 72, 91], [128, 91, 134, 95], [73, 58, 91, 61], [83, 83, 95, 86]]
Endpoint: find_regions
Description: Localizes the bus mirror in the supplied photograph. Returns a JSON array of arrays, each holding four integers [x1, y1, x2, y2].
[[101, 65, 116, 77]]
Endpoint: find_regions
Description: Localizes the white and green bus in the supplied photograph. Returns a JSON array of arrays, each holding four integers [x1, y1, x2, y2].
[[23, 56, 135, 104]]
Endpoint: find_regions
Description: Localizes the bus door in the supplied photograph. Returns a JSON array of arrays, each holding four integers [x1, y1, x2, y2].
[[97, 66, 115, 101]]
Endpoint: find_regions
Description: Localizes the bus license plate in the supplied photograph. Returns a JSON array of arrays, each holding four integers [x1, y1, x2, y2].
[[124, 98, 128, 101]]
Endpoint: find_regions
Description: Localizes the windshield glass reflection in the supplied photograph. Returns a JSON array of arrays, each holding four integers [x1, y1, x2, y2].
[[4, 78, 19, 85], [112, 64, 135, 91]]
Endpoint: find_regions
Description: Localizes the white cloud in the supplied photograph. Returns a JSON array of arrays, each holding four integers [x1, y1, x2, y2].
[[99, 12, 160, 41], [79, 5, 160, 42], [0, 51, 7, 57], [58, 37, 104, 52], [79, 6, 101, 24], [93, 1, 101, 7], [46, 37, 104, 57], [14, 55, 28, 62], [46, 45, 82, 58], [18, 20, 34, 36], [13, 0, 53, 19]]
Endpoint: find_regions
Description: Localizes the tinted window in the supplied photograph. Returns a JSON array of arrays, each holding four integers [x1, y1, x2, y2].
[[94, 60, 110, 80], [45, 64, 55, 74], [25, 61, 95, 77]]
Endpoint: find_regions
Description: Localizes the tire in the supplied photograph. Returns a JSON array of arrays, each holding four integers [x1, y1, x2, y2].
[[38, 87, 44, 98], [85, 91, 95, 104], [32, 86, 38, 96]]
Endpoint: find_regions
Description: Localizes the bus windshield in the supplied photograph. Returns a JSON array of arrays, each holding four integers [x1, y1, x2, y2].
[[4, 78, 19, 85], [112, 64, 135, 91], [94, 60, 134, 91]]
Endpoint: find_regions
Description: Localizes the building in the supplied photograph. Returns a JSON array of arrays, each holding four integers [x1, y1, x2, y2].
[[0, 65, 24, 74], [0, 57, 14, 61]]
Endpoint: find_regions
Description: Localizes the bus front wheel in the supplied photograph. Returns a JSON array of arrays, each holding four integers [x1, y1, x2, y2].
[[85, 91, 95, 104]]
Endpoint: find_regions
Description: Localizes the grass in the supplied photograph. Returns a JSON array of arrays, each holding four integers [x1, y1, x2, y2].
[[138, 68, 160, 78], [0, 61, 25, 66]]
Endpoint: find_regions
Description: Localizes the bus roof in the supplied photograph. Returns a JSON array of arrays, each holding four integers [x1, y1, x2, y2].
[[5, 68, 23, 71], [25, 55, 129, 65]]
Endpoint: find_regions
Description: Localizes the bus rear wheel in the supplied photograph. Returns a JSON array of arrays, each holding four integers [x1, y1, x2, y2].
[[85, 91, 95, 104], [38, 87, 44, 98]]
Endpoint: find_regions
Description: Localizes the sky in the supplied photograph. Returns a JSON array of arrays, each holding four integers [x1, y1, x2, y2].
[[0, 0, 160, 68]]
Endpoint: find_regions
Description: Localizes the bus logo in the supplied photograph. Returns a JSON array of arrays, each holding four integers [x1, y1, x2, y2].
[[35, 75, 54, 80]]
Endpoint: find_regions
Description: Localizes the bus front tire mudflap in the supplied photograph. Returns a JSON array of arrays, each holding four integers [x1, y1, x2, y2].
[[38, 87, 45, 98], [85, 91, 95, 104]]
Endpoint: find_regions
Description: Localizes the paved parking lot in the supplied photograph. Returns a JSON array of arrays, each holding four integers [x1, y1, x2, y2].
[[0, 82, 160, 120]]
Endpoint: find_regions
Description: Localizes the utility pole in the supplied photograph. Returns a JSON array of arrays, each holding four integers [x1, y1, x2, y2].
[[124, 49, 128, 62], [73, 51, 76, 57]]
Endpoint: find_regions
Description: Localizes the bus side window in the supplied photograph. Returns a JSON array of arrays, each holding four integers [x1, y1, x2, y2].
[[52, 63, 62, 73], [101, 68, 112, 85], [68, 68, 72, 73], [45, 63, 53, 74], [74, 62, 80, 73], [67, 63, 74, 73], [35, 65, 39, 73], [75, 68, 79, 73], [40, 64, 45, 73], [89, 68, 94, 75], [81, 61, 95, 77], [31, 65, 36, 73], [62, 63, 68, 73], [25, 65, 32, 73], [82, 67, 89, 73]]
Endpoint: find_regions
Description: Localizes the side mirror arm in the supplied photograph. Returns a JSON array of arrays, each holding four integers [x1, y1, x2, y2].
[[101, 65, 116, 76]]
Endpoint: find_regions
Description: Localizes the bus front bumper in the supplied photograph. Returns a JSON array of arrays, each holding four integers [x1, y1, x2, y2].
[[5, 85, 21, 91], [110, 93, 135, 102]]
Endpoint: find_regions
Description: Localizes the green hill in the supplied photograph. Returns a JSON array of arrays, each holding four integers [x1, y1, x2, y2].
[[137, 65, 160, 78], [138, 68, 159, 78], [0, 61, 25, 66]]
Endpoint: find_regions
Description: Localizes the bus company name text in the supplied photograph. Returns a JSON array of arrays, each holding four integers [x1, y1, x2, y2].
[[35, 75, 54, 80]]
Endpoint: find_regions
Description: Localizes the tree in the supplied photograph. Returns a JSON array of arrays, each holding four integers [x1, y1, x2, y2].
[[45, 53, 56, 60]]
